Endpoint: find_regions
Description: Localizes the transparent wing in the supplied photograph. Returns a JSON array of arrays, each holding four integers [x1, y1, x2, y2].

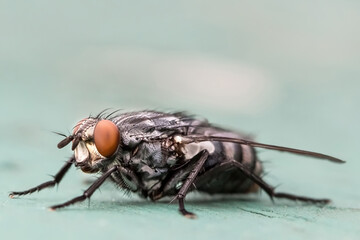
[[179, 135, 344, 163]]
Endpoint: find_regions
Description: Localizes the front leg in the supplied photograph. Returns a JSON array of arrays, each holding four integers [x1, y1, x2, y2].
[[9, 156, 75, 198], [50, 166, 118, 210], [176, 150, 209, 218]]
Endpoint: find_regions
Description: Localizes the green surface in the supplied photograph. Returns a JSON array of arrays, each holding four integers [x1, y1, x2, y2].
[[1, 1, 359, 239]]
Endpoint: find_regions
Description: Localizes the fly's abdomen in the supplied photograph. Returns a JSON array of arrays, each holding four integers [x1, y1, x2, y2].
[[194, 130, 263, 194]]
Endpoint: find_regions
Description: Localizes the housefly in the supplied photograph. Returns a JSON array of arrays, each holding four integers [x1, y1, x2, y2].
[[9, 110, 344, 218]]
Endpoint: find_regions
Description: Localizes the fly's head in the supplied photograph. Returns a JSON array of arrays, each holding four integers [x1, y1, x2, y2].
[[57, 118, 120, 173]]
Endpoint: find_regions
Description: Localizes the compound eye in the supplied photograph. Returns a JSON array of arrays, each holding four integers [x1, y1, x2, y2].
[[94, 120, 119, 157]]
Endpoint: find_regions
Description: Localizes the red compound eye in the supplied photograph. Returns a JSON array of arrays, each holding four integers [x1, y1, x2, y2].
[[94, 120, 119, 157]]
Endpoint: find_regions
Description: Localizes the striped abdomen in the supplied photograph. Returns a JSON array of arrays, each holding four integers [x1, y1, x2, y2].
[[193, 128, 263, 194]]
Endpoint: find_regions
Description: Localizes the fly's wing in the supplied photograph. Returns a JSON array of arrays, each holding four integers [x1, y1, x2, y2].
[[179, 135, 344, 163]]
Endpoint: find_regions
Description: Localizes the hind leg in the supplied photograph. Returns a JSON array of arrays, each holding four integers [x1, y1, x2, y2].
[[197, 160, 330, 204], [230, 160, 329, 203]]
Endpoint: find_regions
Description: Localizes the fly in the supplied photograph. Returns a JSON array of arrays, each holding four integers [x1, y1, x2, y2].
[[9, 110, 345, 218]]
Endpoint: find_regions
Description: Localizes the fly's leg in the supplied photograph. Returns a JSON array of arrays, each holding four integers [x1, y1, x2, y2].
[[9, 156, 75, 198], [49, 166, 118, 210], [227, 160, 330, 204], [176, 150, 209, 219]]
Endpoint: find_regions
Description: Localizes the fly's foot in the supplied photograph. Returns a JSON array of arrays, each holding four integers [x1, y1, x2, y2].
[[9, 191, 28, 198], [179, 209, 197, 219], [48, 202, 70, 211], [178, 197, 197, 219], [9, 191, 27, 198], [274, 192, 331, 204], [48, 205, 61, 211]]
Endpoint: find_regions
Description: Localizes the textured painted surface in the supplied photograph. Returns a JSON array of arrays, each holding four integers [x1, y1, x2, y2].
[[1, 1, 359, 239]]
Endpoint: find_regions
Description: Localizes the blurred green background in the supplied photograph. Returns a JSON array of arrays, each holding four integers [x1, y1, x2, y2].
[[1, 1, 359, 239]]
